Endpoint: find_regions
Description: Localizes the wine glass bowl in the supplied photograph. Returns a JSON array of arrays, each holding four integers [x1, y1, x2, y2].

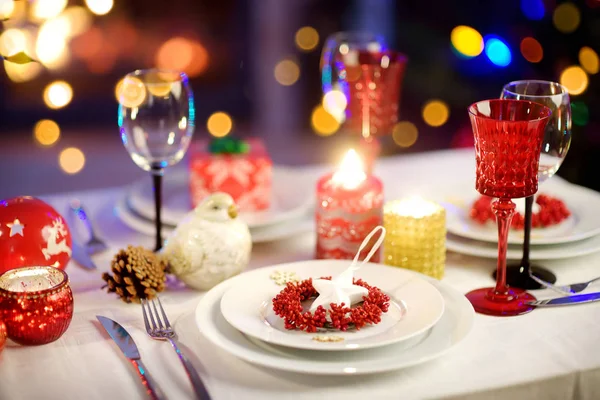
[[471, 99, 553, 199], [117, 69, 195, 250], [118, 69, 195, 172], [500, 80, 571, 185], [321, 31, 387, 95], [466, 99, 552, 316]]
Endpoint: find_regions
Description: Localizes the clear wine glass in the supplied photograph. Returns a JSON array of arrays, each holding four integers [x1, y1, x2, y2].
[[466, 99, 552, 316], [320, 31, 407, 170], [499, 80, 572, 289], [117, 69, 195, 251]]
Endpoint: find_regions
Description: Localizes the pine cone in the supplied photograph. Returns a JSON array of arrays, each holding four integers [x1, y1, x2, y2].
[[102, 245, 166, 303]]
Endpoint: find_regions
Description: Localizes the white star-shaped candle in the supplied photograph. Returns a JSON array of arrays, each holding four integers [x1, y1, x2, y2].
[[6, 219, 24, 237], [309, 226, 386, 312]]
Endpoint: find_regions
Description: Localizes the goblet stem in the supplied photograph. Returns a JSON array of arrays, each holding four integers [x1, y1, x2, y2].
[[498, 195, 557, 288], [358, 136, 380, 175], [492, 198, 515, 295], [151, 166, 164, 252], [465, 197, 536, 316]]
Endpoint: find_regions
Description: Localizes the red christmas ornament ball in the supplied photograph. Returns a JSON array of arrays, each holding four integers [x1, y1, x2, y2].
[[0, 197, 72, 275], [0, 319, 6, 352]]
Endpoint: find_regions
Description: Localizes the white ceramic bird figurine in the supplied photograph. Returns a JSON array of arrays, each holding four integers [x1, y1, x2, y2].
[[163, 192, 252, 291]]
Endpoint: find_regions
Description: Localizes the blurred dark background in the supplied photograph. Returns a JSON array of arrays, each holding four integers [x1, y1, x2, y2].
[[0, 0, 599, 196]]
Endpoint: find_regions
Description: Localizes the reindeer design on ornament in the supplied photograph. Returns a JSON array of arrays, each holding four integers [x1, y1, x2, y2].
[[42, 219, 72, 260]]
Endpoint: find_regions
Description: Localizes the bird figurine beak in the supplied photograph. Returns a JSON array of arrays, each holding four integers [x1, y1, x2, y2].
[[228, 204, 238, 219]]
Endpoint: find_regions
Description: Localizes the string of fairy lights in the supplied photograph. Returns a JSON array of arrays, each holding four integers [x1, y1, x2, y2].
[[308, 0, 598, 147], [0, 0, 115, 175], [0, 0, 598, 175], [448, 0, 597, 129]]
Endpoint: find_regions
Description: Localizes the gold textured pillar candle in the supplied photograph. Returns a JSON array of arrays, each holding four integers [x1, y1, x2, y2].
[[383, 197, 446, 279]]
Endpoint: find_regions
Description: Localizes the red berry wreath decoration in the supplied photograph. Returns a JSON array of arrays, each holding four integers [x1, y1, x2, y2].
[[470, 194, 571, 229], [272, 277, 390, 333]]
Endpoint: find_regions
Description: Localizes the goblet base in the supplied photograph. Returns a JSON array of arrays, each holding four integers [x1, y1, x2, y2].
[[493, 265, 557, 290], [465, 287, 536, 316]]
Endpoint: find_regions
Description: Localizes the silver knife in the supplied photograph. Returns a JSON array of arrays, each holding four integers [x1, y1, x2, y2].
[[96, 316, 166, 400], [528, 292, 600, 307], [71, 242, 97, 270]]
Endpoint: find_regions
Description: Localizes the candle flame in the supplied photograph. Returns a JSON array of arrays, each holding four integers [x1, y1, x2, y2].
[[332, 149, 366, 189]]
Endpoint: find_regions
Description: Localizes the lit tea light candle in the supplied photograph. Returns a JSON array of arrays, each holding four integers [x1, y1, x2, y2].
[[383, 197, 446, 279], [316, 149, 383, 261]]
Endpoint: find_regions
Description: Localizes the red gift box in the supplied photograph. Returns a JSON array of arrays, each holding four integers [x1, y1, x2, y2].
[[189, 138, 272, 211]]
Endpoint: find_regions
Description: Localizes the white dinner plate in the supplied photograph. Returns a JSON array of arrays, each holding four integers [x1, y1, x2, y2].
[[219, 262, 444, 351], [114, 195, 313, 244], [195, 260, 475, 375], [446, 232, 600, 260], [127, 168, 313, 229], [429, 179, 600, 245]]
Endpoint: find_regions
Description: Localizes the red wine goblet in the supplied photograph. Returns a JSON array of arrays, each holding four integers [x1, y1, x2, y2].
[[466, 99, 552, 316], [320, 32, 407, 171]]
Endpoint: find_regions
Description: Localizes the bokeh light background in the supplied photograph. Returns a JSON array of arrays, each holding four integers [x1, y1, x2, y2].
[[0, 0, 599, 194]]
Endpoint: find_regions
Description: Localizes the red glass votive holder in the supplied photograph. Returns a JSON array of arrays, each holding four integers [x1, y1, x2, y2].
[[0, 266, 74, 345], [316, 170, 384, 262]]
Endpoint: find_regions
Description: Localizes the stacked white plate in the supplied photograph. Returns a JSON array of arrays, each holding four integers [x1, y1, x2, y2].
[[427, 178, 600, 260], [194, 260, 475, 375], [114, 167, 314, 243]]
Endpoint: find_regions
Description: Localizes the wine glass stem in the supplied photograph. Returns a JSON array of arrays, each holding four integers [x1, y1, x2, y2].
[[151, 166, 163, 252], [492, 198, 516, 294], [520, 195, 534, 271]]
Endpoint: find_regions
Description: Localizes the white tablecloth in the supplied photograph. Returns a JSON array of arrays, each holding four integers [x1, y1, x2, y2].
[[1, 148, 599, 400]]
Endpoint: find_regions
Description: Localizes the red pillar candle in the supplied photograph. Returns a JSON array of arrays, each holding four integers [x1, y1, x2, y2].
[[316, 149, 384, 261]]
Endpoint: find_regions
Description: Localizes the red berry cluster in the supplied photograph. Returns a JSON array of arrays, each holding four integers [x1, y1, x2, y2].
[[272, 277, 390, 333], [469, 194, 571, 229]]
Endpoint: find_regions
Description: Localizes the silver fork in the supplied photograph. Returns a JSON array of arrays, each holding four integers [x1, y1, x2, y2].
[[69, 199, 108, 254], [529, 271, 600, 295], [141, 297, 212, 400]]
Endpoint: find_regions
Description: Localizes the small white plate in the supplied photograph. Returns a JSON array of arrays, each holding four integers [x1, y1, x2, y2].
[[430, 179, 600, 245], [446, 232, 600, 260], [195, 260, 475, 375], [219, 263, 444, 351], [127, 168, 313, 229], [114, 195, 313, 244]]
